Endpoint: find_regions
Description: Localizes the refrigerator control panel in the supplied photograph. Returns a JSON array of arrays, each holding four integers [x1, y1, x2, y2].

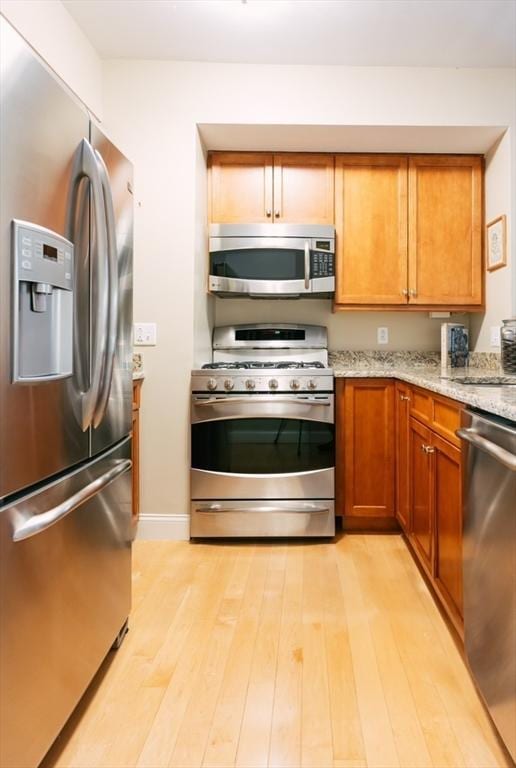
[[13, 220, 74, 290], [12, 220, 74, 383]]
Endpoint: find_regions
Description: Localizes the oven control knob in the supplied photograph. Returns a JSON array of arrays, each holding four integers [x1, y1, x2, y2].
[[290, 378, 300, 390], [245, 379, 256, 390], [224, 379, 234, 391], [307, 379, 317, 390], [206, 378, 217, 391], [269, 378, 279, 390]]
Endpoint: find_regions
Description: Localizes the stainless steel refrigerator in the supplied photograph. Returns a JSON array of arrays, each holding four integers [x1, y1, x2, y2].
[[0, 18, 134, 768]]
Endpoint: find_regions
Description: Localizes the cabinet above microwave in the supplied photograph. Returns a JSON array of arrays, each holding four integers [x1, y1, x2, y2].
[[208, 224, 335, 299]]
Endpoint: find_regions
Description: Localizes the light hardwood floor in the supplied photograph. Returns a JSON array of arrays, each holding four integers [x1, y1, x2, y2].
[[41, 535, 512, 768]]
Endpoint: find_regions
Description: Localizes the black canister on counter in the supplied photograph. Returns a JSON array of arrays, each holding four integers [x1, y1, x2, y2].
[[501, 318, 516, 374]]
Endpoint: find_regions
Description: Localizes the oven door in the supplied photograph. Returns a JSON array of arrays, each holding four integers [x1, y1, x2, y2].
[[208, 237, 334, 297], [190, 394, 335, 500]]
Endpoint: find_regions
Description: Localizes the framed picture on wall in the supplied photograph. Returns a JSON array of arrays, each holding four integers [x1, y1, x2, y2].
[[486, 215, 507, 271]]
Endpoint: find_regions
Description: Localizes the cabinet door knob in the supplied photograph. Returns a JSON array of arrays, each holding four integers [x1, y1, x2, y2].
[[402, 289, 408, 297], [409, 289, 417, 297], [274, 210, 280, 218], [400, 394, 410, 401], [266, 209, 272, 217]]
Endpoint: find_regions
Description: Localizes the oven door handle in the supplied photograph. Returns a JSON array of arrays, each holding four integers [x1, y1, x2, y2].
[[194, 396, 331, 407], [194, 504, 330, 515]]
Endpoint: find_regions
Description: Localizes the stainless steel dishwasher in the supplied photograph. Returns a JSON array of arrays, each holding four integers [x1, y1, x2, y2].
[[458, 409, 516, 762]]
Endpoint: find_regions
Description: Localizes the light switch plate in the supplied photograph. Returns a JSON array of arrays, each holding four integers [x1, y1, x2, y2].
[[134, 322, 157, 346], [490, 326, 501, 348], [377, 326, 389, 344]]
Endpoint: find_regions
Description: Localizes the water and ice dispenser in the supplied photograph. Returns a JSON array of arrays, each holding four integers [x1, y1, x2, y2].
[[12, 220, 74, 382]]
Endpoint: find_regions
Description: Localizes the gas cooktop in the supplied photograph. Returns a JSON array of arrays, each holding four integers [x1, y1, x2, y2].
[[201, 360, 327, 370]]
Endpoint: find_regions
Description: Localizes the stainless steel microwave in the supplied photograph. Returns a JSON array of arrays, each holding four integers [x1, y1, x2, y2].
[[208, 223, 335, 298]]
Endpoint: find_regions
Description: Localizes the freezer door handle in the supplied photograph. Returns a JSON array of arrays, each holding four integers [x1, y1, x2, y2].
[[66, 138, 109, 430], [92, 149, 119, 428], [457, 428, 516, 471], [12, 459, 132, 542]]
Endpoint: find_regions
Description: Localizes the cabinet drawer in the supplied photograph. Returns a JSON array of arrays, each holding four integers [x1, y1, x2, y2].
[[410, 386, 463, 447], [410, 387, 432, 424], [432, 397, 463, 446]]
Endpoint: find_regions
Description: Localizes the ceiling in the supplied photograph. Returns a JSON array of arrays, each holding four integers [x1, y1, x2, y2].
[[63, 0, 516, 67]]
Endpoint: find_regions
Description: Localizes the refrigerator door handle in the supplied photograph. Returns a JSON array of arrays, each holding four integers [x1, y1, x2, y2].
[[66, 138, 109, 430], [92, 149, 119, 428], [12, 459, 132, 542]]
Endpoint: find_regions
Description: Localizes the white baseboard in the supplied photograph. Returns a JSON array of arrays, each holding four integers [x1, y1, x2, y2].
[[136, 513, 190, 541]]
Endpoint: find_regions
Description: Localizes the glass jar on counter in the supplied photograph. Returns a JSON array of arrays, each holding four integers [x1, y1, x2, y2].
[[501, 318, 516, 374]]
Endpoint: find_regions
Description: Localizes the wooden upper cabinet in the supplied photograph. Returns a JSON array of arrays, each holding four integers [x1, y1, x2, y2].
[[209, 153, 273, 223], [272, 153, 334, 224], [343, 379, 395, 517], [208, 152, 333, 225], [408, 155, 483, 307], [335, 155, 408, 305]]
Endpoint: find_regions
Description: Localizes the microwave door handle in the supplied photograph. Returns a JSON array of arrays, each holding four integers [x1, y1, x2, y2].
[[66, 139, 109, 430], [304, 241, 310, 290], [92, 149, 118, 428]]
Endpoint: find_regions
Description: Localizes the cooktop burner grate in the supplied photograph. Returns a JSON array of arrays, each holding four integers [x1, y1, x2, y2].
[[202, 360, 326, 370]]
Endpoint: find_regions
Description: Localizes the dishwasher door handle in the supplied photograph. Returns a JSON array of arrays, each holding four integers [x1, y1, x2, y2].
[[457, 428, 516, 471]]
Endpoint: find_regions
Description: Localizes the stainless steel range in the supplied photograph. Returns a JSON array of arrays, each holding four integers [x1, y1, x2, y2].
[[190, 324, 335, 538]]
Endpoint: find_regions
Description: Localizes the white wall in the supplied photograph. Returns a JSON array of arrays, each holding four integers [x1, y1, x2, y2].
[[215, 301, 462, 352], [470, 131, 513, 350], [1, 0, 102, 117], [101, 60, 516, 535]]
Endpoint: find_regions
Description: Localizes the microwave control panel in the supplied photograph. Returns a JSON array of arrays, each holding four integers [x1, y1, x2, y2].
[[311, 251, 334, 278]]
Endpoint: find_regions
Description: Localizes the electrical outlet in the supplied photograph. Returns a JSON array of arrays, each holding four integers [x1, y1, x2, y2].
[[490, 326, 501, 348], [377, 326, 389, 344], [134, 322, 157, 346]]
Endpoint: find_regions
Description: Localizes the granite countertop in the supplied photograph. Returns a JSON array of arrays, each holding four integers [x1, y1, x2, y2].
[[330, 352, 516, 422]]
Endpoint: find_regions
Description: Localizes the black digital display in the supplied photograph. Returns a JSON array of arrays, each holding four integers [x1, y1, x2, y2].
[[43, 244, 58, 262], [315, 240, 330, 251]]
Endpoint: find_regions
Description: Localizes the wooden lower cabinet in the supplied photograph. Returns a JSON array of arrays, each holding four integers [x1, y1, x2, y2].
[[336, 378, 395, 519], [408, 412, 464, 633], [132, 379, 143, 524], [337, 378, 464, 633], [409, 417, 434, 574], [395, 381, 411, 532], [433, 432, 463, 622]]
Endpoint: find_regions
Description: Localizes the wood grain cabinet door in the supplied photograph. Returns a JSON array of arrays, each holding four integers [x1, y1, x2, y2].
[[334, 155, 408, 305], [395, 382, 411, 532], [409, 417, 433, 573], [272, 153, 334, 225], [408, 155, 483, 307], [432, 433, 463, 619], [344, 379, 395, 517], [209, 152, 273, 223]]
